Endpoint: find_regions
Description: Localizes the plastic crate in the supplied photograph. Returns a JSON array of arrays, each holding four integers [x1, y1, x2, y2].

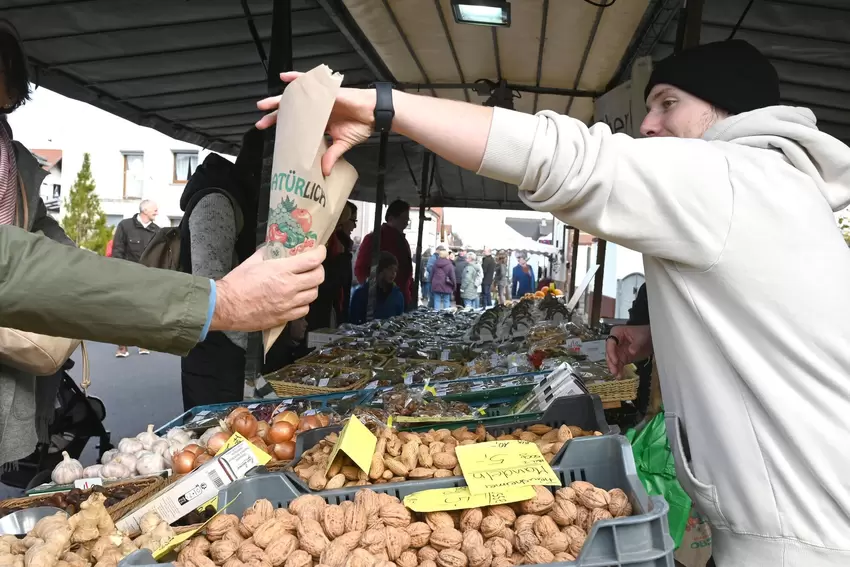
[[216, 435, 673, 567], [286, 395, 613, 494]]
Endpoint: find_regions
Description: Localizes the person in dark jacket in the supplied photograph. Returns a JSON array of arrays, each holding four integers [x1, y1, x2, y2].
[[350, 252, 405, 323], [178, 128, 262, 410], [453, 250, 468, 305], [112, 199, 159, 358], [511, 254, 536, 298], [430, 249, 456, 310], [480, 247, 496, 307], [622, 283, 652, 417], [354, 200, 414, 307], [334, 201, 357, 323]]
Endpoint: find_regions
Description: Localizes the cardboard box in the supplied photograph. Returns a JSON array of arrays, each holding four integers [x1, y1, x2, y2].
[[307, 328, 343, 348], [115, 441, 263, 533]]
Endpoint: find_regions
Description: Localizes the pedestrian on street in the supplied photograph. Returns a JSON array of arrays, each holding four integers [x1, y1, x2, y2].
[[480, 246, 495, 307], [429, 248, 455, 310], [511, 254, 535, 298], [494, 252, 509, 304], [111, 199, 159, 358], [460, 251, 483, 308], [425, 244, 445, 309]]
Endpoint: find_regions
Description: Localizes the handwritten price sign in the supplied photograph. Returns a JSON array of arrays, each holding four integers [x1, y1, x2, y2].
[[455, 440, 562, 495], [403, 486, 536, 513]]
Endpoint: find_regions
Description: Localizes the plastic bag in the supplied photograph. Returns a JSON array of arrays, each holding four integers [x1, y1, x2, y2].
[[625, 411, 692, 548]]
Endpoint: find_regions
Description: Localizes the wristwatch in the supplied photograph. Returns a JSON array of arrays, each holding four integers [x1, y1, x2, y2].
[[373, 82, 394, 133]]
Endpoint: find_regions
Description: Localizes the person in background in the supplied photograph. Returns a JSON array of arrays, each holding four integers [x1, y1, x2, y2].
[[112, 199, 160, 358], [429, 248, 455, 310], [354, 199, 414, 307], [420, 247, 432, 307], [453, 249, 467, 305], [335, 201, 357, 323], [425, 244, 445, 308], [480, 247, 495, 307], [494, 252, 509, 304], [512, 254, 535, 298], [449, 250, 456, 263], [350, 252, 405, 323], [178, 127, 262, 411], [460, 251, 483, 308]]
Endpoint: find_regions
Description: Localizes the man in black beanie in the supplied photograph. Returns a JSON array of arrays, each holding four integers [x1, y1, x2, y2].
[[258, 38, 850, 567]]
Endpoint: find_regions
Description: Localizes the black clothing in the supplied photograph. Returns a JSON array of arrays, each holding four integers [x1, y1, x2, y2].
[[481, 255, 496, 286], [112, 215, 159, 263], [627, 283, 652, 416]]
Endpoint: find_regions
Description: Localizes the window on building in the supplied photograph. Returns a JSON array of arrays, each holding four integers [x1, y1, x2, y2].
[[106, 214, 124, 227], [123, 152, 144, 199], [173, 151, 198, 183], [169, 217, 182, 227], [52, 184, 60, 199]]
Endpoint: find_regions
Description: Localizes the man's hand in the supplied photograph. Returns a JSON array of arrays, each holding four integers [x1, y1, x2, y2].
[[606, 324, 653, 378], [257, 72, 375, 176], [210, 247, 326, 332]]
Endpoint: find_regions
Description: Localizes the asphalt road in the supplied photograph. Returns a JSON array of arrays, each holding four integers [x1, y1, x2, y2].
[[0, 342, 184, 498]]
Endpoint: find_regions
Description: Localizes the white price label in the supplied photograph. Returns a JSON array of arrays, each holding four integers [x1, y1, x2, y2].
[[74, 478, 103, 489], [318, 378, 330, 387], [365, 381, 379, 390]]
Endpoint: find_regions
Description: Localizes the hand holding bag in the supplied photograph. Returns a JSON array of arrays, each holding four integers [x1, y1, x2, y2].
[[0, 175, 81, 375]]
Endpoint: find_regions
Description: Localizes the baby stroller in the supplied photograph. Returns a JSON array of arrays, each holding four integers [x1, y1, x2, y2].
[[0, 354, 112, 489]]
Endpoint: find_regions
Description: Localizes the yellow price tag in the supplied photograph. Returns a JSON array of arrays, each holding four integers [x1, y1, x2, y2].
[[403, 486, 536, 512], [455, 440, 561, 495], [198, 433, 271, 511], [325, 416, 377, 474], [155, 492, 242, 559]]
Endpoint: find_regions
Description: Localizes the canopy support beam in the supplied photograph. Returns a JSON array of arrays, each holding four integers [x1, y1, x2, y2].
[[413, 152, 434, 308], [590, 239, 607, 327], [568, 228, 580, 298]]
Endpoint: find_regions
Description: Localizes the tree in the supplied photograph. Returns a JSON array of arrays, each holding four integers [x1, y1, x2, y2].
[[840, 217, 850, 247], [62, 153, 113, 254]]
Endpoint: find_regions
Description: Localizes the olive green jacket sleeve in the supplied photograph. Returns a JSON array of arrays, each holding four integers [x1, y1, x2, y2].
[[0, 226, 210, 355]]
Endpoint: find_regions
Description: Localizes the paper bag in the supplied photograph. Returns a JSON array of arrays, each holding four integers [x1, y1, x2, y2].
[[263, 65, 359, 353], [674, 508, 712, 567]]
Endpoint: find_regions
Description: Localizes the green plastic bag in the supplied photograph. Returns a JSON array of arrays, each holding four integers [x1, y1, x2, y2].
[[625, 411, 693, 548]]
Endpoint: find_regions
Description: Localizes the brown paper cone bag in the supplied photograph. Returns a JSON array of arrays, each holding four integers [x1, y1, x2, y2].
[[263, 65, 359, 353]]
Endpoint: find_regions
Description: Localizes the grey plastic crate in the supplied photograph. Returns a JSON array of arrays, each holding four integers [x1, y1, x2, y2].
[[287, 394, 614, 494], [218, 435, 673, 567]]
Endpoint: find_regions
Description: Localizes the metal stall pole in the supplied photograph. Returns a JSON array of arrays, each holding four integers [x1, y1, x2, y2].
[[247, 0, 292, 382], [412, 152, 433, 309], [366, 132, 390, 321], [589, 239, 607, 327], [568, 227, 580, 297]]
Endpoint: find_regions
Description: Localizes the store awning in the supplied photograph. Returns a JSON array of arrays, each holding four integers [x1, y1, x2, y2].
[[8, 0, 850, 210]]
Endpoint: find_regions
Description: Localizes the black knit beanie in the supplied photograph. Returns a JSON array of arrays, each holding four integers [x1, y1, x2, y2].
[[644, 40, 780, 114]]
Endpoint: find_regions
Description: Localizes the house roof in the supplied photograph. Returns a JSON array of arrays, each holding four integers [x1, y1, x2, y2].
[[30, 149, 62, 171]]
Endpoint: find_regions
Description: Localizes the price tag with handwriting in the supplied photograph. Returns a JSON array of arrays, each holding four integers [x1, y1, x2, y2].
[[403, 485, 536, 512], [455, 440, 561, 495], [325, 416, 377, 474]]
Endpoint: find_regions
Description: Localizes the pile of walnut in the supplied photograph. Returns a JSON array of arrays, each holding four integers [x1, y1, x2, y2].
[[0, 493, 175, 567], [175, 482, 632, 567], [295, 424, 602, 491]]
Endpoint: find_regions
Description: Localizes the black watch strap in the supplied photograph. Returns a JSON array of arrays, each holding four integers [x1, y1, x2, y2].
[[373, 82, 394, 133]]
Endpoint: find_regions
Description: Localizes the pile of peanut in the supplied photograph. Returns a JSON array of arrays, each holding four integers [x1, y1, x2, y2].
[[294, 424, 603, 491], [175, 483, 632, 567]]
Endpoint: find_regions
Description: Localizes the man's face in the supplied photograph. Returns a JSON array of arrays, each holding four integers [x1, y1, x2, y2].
[[483, 247, 491, 256], [389, 210, 410, 232], [142, 204, 158, 221], [379, 264, 398, 286], [640, 84, 724, 139], [518, 257, 526, 266]]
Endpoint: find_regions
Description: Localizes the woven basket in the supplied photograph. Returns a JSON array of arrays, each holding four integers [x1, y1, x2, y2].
[[265, 364, 372, 397], [299, 348, 388, 368], [0, 476, 163, 517], [584, 377, 639, 403], [110, 474, 183, 523]]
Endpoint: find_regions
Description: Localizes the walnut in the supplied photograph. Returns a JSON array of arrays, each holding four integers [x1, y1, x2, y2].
[[222, 558, 246, 567], [396, 551, 418, 567], [513, 516, 537, 534], [539, 532, 568, 555], [208, 515, 240, 541], [459, 510, 483, 533], [569, 481, 594, 496], [417, 546, 439, 563], [223, 529, 247, 547], [436, 550, 467, 567], [465, 543, 491, 567], [574, 508, 590, 533], [483, 538, 511, 558], [345, 503, 368, 533], [381, 504, 412, 528], [513, 531, 539, 556], [385, 527, 412, 561], [429, 528, 462, 552], [211, 541, 239, 565], [240, 514, 265, 538], [524, 546, 554, 565], [419, 561, 437, 567], [248, 560, 272, 567], [344, 549, 376, 567], [289, 495, 326, 522], [478, 517, 504, 540], [298, 520, 330, 558], [424, 513, 455, 532], [460, 531, 483, 555], [533, 516, 559, 541], [284, 550, 313, 567], [319, 541, 350, 567], [568, 529, 585, 557], [549, 499, 577, 527], [274, 509, 300, 532], [250, 500, 275, 521], [405, 523, 431, 549], [321, 506, 346, 540], [607, 489, 632, 518], [237, 542, 266, 563], [254, 519, 289, 550], [497, 529, 514, 548], [578, 488, 609, 510], [509, 553, 524, 566], [517, 486, 554, 515], [554, 488, 577, 504], [355, 490, 382, 523], [265, 534, 299, 567], [334, 532, 362, 553], [484, 507, 515, 527], [553, 552, 576, 562], [489, 559, 512, 567], [589, 508, 613, 529]]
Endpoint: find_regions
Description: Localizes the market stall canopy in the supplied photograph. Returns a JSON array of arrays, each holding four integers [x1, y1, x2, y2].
[[8, 0, 850, 210]]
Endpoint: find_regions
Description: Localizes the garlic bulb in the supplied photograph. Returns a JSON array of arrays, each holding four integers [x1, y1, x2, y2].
[[165, 428, 192, 445], [198, 426, 224, 448], [101, 461, 131, 480], [52, 451, 83, 484], [118, 437, 143, 455], [136, 452, 166, 475], [137, 424, 160, 450], [82, 464, 103, 478], [151, 439, 172, 459], [100, 449, 119, 464], [110, 452, 138, 473]]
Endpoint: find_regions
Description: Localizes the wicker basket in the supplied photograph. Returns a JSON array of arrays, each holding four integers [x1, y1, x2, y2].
[[265, 364, 372, 397], [584, 377, 639, 403], [109, 474, 183, 523]]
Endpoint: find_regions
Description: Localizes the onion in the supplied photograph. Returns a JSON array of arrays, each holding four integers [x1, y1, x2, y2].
[[248, 436, 269, 455], [256, 421, 270, 441], [272, 441, 295, 461], [298, 415, 321, 432], [268, 421, 295, 444], [273, 411, 299, 427], [316, 413, 331, 427], [199, 426, 225, 448], [226, 407, 252, 428], [184, 444, 204, 456], [172, 450, 195, 474], [232, 414, 258, 438], [206, 432, 230, 455], [193, 453, 212, 470]]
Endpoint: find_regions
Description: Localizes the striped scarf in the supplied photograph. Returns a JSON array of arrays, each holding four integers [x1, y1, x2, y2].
[[0, 121, 17, 226]]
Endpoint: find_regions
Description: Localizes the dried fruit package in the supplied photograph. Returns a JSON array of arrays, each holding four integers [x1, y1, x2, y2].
[[263, 65, 359, 352]]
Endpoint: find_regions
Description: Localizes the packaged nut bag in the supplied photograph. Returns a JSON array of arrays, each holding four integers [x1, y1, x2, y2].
[[263, 65, 359, 352]]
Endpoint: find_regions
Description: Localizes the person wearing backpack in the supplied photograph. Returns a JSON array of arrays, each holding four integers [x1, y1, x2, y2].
[[112, 199, 159, 358], [177, 128, 262, 411]]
